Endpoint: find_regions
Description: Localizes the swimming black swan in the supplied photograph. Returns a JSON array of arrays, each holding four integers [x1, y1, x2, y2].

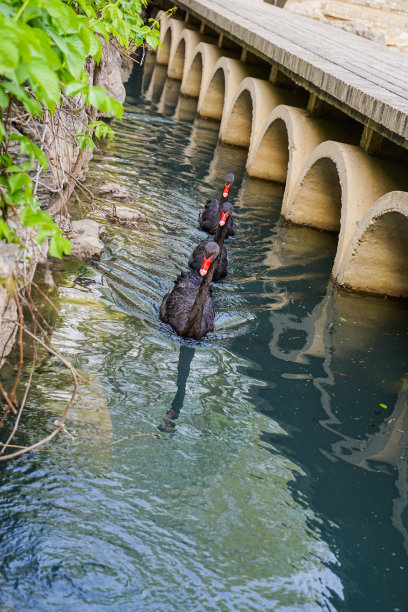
[[199, 172, 235, 237], [160, 242, 220, 340], [188, 201, 233, 281]]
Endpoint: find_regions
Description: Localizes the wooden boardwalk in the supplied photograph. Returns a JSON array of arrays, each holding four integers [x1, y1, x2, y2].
[[173, 0, 408, 147]]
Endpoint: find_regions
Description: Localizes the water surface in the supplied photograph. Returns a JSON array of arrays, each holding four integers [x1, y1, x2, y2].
[[1, 57, 408, 611]]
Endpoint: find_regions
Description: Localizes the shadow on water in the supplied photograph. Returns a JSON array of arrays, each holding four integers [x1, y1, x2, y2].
[[0, 53, 408, 612], [158, 344, 195, 433]]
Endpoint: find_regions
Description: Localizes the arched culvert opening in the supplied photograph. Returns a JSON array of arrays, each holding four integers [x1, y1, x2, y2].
[[198, 68, 225, 120], [157, 29, 171, 65], [338, 210, 408, 298], [182, 53, 203, 97], [221, 89, 253, 148], [289, 158, 342, 231], [168, 38, 185, 80], [248, 118, 289, 182]]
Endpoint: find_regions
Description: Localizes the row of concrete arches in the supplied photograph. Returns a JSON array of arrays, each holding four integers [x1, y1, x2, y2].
[[152, 13, 408, 298]]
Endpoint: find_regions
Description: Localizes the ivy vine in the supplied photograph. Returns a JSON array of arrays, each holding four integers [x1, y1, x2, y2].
[[0, 0, 165, 258]]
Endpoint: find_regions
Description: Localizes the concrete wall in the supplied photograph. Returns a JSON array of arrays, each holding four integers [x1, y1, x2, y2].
[[151, 11, 408, 298]]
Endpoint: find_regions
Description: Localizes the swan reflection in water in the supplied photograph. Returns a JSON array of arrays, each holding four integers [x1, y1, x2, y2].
[[158, 344, 195, 433]]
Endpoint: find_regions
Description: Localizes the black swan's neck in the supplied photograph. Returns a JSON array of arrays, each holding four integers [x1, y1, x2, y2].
[[217, 195, 227, 216], [214, 222, 228, 249], [181, 263, 216, 339]]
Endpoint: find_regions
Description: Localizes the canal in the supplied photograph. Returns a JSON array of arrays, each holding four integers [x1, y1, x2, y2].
[[0, 56, 408, 611]]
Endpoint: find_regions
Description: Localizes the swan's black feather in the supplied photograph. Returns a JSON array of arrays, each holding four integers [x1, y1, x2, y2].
[[199, 199, 235, 237], [160, 271, 215, 338], [188, 237, 228, 281]]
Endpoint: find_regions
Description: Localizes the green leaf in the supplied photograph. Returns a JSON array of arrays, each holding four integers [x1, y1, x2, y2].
[[0, 31, 19, 72], [0, 218, 18, 243], [379, 403, 388, 410], [9, 134, 48, 169], [1, 81, 42, 115], [8, 172, 29, 193], [87, 85, 108, 107], [340, 317, 347, 322], [20, 205, 53, 228], [146, 33, 160, 50], [6, 165, 25, 173], [0, 88, 8, 109], [49, 234, 71, 258], [65, 81, 86, 97], [26, 60, 60, 111]]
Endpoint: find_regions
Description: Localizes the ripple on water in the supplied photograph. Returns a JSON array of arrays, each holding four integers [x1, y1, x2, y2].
[[1, 65, 408, 612]]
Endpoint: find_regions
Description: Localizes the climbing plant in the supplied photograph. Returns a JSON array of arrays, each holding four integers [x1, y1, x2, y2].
[[0, 0, 172, 460], [0, 0, 164, 257]]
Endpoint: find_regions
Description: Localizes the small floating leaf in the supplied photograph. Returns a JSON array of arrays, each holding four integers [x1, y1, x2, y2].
[[340, 317, 347, 322], [380, 403, 388, 409]]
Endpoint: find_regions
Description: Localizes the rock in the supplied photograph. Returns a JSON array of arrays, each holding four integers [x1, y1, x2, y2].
[[94, 181, 134, 203], [121, 55, 134, 84], [67, 219, 106, 261], [106, 205, 151, 229], [95, 39, 126, 109], [0, 244, 19, 369]]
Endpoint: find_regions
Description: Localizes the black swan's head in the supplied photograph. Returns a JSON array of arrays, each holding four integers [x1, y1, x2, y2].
[[219, 201, 233, 227], [222, 172, 235, 198], [199, 241, 220, 276]]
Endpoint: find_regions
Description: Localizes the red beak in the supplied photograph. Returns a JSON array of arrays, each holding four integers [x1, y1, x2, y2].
[[200, 254, 213, 276], [222, 183, 231, 198], [219, 210, 230, 226]]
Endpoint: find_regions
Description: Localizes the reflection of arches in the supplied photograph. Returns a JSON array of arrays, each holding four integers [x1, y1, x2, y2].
[[183, 116, 219, 167], [157, 78, 181, 116], [172, 95, 198, 122], [181, 42, 222, 98], [332, 375, 408, 552], [198, 57, 249, 121], [219, 77, 294, 149], [284, 141, 408, 278], [142, 51, 156, 94], [247, 105, 353, 209], [336, 191, 408, 297], [168, 29, 202, 81], [144, 63, 168, 103], [204, 141, 248, 186], [156, 16, 184, 66]]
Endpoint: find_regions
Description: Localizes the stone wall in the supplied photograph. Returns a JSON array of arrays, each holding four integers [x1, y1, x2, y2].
[[0, 41, 128, 367], [284, 0, 408, 50]]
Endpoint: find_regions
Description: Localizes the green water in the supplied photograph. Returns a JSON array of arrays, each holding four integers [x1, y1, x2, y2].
[[1, 57, 408, 611]]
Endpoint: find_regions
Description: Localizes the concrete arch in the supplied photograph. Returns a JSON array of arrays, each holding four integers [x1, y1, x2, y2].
[[156, 17, 184, 66], [181, 42, 223, 98], [168, 28, 203, 81], [197, 57, 250, 121], [246, 105, 354, 209], [284, 140, 408, 277], [219, 77, 294, 149], [336, 191, 408, 297]]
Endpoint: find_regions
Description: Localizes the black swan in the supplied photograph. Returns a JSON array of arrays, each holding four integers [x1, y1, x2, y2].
[[199, 172, 235, 237], [160, 242, 220, 340], [188, 201, 233, 281]]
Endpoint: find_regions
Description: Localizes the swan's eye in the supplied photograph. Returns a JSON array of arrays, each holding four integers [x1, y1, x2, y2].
[[219, 210, 230, 226], [222, 183, 231, 198], [200, 254, 213, 276]]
